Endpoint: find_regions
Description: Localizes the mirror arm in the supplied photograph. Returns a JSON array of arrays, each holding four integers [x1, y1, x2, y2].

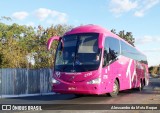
[[47, 36, 60, 50]]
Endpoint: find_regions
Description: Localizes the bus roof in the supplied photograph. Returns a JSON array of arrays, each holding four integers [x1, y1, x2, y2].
[[65, 24, 122, 40]]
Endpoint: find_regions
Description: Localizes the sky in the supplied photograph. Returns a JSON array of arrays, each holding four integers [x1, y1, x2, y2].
[[0, 0, 160, 66]]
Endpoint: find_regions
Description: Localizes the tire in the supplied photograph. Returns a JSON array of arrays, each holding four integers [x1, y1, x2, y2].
[[138, 79, 144, 91], [75, 94, 84, 97], [109, 80, 119, 97]]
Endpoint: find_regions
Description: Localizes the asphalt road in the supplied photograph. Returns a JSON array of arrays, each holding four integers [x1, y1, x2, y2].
[[0, 77, 160, 113]]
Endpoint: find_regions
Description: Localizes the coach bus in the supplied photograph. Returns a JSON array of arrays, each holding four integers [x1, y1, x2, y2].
[[47, 24, 149, 97]]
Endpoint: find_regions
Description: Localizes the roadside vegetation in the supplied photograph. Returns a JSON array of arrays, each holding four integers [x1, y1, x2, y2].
[[0, 16, 72, 68], [149, 65, 160, 77]]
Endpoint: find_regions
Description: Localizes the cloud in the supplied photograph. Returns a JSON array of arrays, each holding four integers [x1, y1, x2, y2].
[[34, 8, 52, 21], [134, 11, 144, 17], [143, 48, 160, 52], [135, 35, 160, 44], [134, 0, 160, 17], [109, 0, 160, 17], [109, 0, 138, 16], [12, 11, 29, 20], [34, 8, 68, 24]]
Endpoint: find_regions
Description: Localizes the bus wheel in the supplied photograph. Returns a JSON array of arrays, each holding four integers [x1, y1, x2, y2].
[[75, 94, 84, 97], [138, 80, 144, 91], [109, 80, 119, 97]]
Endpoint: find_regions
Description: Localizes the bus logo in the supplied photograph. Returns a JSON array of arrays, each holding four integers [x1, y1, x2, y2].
[[55, 71, 61, 78]]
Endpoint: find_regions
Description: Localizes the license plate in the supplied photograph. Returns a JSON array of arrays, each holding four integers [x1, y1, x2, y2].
[[68, 87, 76, 90]]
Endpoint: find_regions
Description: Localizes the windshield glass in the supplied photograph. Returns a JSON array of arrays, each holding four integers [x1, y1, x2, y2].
[[55, 33, 101, 72]]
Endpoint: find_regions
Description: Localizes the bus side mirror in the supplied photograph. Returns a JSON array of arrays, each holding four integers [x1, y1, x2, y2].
[[47, 36, 62, 50]]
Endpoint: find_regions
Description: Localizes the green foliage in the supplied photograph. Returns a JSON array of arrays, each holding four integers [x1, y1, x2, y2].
[[32, 24, 72, 68], [111, 29, 135, 46], [0, 19, 73, 68], [149, 65, 160, 75], [0, 16, 12, 21]]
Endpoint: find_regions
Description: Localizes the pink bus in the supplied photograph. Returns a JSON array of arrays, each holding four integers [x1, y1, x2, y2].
[[47, 24, 149, 97]]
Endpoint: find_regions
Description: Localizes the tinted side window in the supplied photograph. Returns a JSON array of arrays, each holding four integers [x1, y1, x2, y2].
[[103, 38, 109, 67], [108, 37, 120, 60], [103, 37, 120, 67], [121, 40, 148, 64]]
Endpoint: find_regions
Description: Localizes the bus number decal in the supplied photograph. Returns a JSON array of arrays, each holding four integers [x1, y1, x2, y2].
[[84, 72, 92, 77]]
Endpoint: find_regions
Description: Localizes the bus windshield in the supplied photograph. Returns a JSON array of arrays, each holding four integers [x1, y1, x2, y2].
[[55, 33, 101, 72]]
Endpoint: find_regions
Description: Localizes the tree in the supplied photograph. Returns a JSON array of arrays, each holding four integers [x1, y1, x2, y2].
[[0, 16, 12, 21], [149, 65, 160, 75], [110, 29, 116, 34], [0, 23, 33, 68], [32, 24, 72, 68], [124, 32, 135, 46], [0, 16, 73, 68], [111, 29, 135, 46]]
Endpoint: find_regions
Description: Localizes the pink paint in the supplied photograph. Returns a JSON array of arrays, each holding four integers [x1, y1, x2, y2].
[[47, 24, 149, 95], [47, 36, 60, 50]]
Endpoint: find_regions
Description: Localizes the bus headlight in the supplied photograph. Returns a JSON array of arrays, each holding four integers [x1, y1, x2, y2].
[[51, 78, 60, 84], [87, 78, 101, 84]]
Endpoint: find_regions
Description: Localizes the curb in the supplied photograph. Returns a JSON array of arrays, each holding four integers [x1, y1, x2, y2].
[[0, 92, 57, 99]]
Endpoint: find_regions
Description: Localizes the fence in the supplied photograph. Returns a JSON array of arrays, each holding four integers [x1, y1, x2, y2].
[[0, 68, 52, 97]]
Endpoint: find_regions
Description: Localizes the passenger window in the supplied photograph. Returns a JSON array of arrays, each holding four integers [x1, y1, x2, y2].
[[103, 37, 120, 67], [108, 37, 120, 60]]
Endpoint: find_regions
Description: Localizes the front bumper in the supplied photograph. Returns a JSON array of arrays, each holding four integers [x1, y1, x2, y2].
[[52, 83, 103, 95]]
